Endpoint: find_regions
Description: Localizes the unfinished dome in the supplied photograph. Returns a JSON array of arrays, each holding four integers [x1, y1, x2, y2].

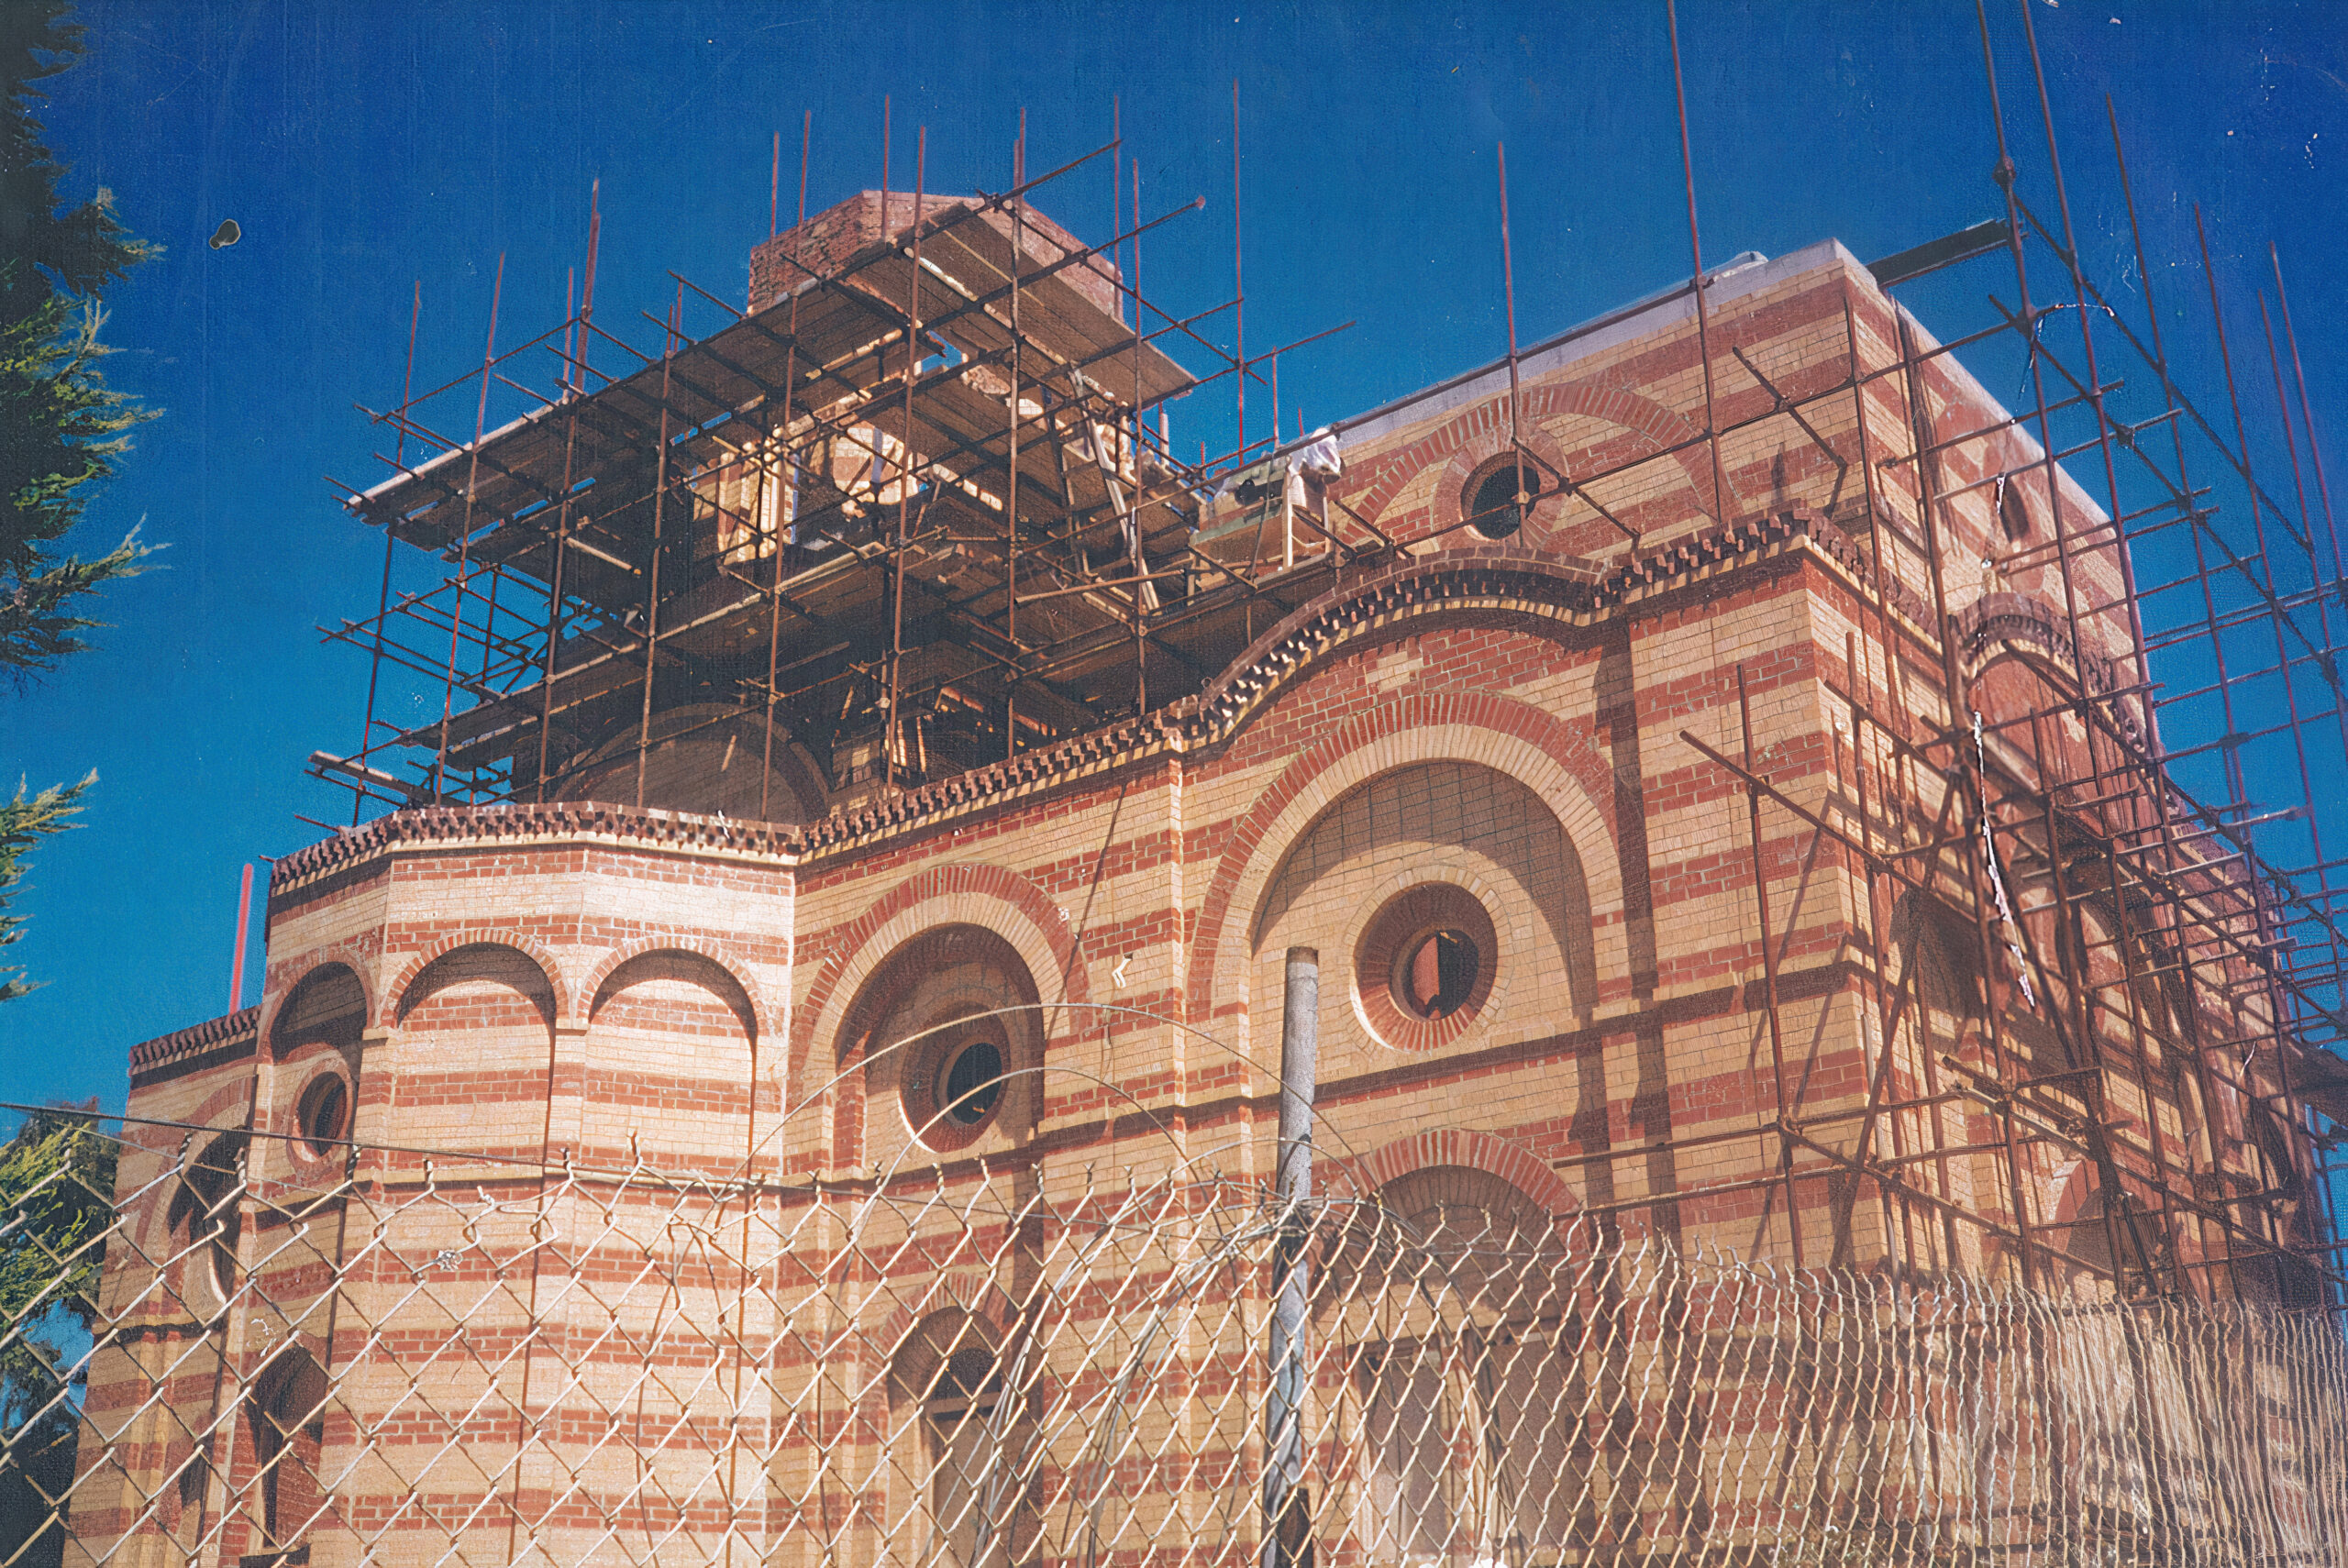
[[557, 703, 825, 822]]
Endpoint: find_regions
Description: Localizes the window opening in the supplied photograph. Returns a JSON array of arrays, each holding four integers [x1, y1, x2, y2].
[[167, 1137, 245, 1314], [295, 1077, 349, 1161], [923, 1346, 1004, 1568], [1998, 474, 2032, 542], [1467, 463, 1537, 541], [1353, 1191, 1580, 1565], [248, 1352, 328, 1553], [1399, 930, 1480, 1020], [938, 1038, 1005, 1126]]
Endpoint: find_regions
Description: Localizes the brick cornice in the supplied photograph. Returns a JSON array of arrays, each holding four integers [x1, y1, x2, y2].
[[127, 1007, 259, 1082], [268, 800, 796, 895]]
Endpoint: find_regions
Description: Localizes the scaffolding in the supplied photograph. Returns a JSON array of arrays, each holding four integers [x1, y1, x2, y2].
[[315, 125, 1373, 823], [297, 0, 2344, 1353]]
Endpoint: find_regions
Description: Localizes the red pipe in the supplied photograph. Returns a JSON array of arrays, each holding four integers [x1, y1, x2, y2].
[[228, 863, 253, 1013]]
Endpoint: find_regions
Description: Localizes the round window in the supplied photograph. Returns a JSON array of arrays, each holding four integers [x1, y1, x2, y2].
[[936, 1036, 1005, 1128], [1354, 883, 1499, 1050], [1465, 462, 1539, 541], [296, 1075, 349, 1159], [1395, 928, 1481, 1020]]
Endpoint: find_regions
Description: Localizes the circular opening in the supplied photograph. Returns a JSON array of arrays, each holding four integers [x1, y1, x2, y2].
[[1354, 882, 1499, 1049], [1396, 929, 1481, 1020], [1466, 463, 1537, 541], [296, 1075, 349, 1159], [937, 1037, 1004, 1126], [1999, 477, 2032, 542]]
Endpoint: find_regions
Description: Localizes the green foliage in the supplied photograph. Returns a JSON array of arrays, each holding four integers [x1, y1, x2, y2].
[[0, 1103, 113, 1568], [0, 771, 87, 1003], [0, 1101, 115, 1423], [0, 2, 159, 1001], [0, 0, 157, 683]]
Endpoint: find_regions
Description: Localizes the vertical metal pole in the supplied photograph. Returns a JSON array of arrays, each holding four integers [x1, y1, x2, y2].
[[2195, 213, 2323, 1304], [2271, 246, 2344, 586], [538, 186, 600, 801], [355, 282, 420, 823], [1128, 144, 1147, 712], [434, 252, 504, 802], [1737, 667, 1803, 1265], [1233, 78, 1246, 458], [2108, 101, 2250, 1290], [885, 128, 925, 791], [227, 864, 253, 1013], [560, 267, 574, 398], [1966, 1, 2073, 1289], [1498, 141, 1527, 534], [1665, 0, 1730, 528], [1262, 946, 1317, 1568], [1005, 116, 1025, 760], [581, 180, 601, 391], [634, 285, 681, 809], [535, 321, 581, 802], [760, 112, 810, 823]]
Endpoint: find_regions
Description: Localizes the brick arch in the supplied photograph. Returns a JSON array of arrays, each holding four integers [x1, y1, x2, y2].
[[578, 936, 773, 1041], [1187, 693, 1619, 1028], [1428, 421, 1578, 549], [256, 948, 376, 1054], [866, 1268, 1021, 1375], [1328, 1127, 1580, 1218], [1349, 381, 1728, 532], [788, 863, 1091, 1093], [379, 930, 568, 1031], [1189, 558, 1607, 745]]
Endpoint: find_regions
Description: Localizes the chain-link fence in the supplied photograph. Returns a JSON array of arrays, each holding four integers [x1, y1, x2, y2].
[[6, 1118, 2347, 1568]]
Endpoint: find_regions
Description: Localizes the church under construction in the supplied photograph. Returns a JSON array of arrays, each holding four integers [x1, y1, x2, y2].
[[39, 23, 2348, 1568]]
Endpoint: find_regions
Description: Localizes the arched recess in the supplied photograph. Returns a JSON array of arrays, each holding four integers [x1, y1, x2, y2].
[[1332, 1128, 1580, 1220], [265, 963, 369, 1178], [577, 936, 772, 1041], [789, 862, 1087, 1096], [1326, 1161, 1587, 1566], [1349, 379, 1733, 542], [830, 924, 1045, 1171], [163, 1131, 249, 1321], [584, 949, 761, 1169], [380, 930, 566, 1032], [260, 949, 375, 1051], [2041, 1160, 2117, 1298], [881, 1308, 1017, 1568], [1956, 596, 2148, 760], [1249, 759, 1596, 1059], [242, 1345, 331, 1551], [1191, 699, 1619, 1032], [385, 941, 559, 1156]]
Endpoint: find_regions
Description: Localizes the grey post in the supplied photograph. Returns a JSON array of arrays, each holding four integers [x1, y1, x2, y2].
[[1262, 946, 1317, 1568]]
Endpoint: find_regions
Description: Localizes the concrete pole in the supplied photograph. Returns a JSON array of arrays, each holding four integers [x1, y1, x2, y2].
[[1263, 947, 1317, 1568]]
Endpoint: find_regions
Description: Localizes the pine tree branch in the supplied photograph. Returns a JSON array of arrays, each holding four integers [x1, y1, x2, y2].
[[0, 771, 91, 1003]]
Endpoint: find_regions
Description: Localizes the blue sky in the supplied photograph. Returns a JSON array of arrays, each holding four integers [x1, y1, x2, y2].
[[4, 0, 2347, 1112]]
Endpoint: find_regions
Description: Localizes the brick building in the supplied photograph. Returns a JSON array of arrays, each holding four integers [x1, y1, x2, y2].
[[74, 188, 2337, 1567]]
